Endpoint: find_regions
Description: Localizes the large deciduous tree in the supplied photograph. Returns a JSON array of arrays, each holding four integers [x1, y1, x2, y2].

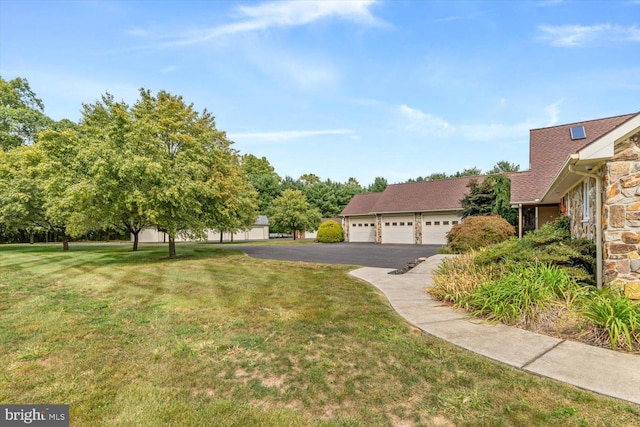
[[131, 89, 257, 257], [0, 146, 49, 243], [270, 189, 321, 240], [241, 154, 281, 214], [0, 76, 53, 151], [64, 94, 156, 250], [37, 128, 86, 251]]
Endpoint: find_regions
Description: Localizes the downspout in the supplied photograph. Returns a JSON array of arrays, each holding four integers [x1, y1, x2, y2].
[[569, 165, 603, 290]]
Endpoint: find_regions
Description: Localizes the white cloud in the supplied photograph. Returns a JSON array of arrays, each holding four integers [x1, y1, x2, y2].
[[229, 129, 353, 143], [160, 65, 177, 74], [398, 105, 455, 138], [397, 102, 562, 142], [244, 47, 340, 91], [152, 0, 383, 47], [538, 24, 640, 47], [544, 99, 563, 126]]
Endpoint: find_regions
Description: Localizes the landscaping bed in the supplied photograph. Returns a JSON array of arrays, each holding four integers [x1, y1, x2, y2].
[[431, 219, 640, 353]]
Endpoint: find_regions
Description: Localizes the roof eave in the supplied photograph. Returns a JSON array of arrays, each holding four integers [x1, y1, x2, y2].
[[541, 113, 640, 203]]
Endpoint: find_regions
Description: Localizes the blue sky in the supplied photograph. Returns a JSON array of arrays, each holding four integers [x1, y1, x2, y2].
[[1, 0, 639, 186]]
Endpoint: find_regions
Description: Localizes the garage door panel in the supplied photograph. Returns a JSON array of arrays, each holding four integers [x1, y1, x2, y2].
[[381, 215, 414, 244], [349, 217, 375, 242], [422, 214, 460, 245]]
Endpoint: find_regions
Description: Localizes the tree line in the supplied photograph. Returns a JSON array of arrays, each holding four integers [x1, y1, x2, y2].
[[1, 76, 520, 254]]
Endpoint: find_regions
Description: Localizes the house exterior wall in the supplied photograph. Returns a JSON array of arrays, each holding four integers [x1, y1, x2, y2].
[[602, 129, 640, 297], [137, 226, 269, 243], [566, 177, 597, 242]]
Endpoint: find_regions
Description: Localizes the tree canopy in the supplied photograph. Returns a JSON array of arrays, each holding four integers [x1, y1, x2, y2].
[[461, 174, 517, 225], [0, 76, 53, 150], [270, 189, 321, 240], [129, 89, 258, 257]]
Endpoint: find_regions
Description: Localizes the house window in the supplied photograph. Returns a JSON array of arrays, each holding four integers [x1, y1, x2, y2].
[[434, 221, 440, 225], [425, 221, 432, 226], [452, 220, 459, 225], [370, 223, 374, 227], [385, 222, 390, 226], [407, 221, 413, 226], [443, 221, 449, 225], [399, 222, 405, 226], [392, 222, 397, 226], [582, 180, 591, 221], [364, 223, 369, 227]]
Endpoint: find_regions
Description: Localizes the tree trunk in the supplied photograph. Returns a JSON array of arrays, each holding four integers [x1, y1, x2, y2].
[[293, 229, 297, 240], [132, 232, 139, 251], [62, 233, 69, 251], [220, 232, 223, 244], [168, 235, 176, 258], [30, 233, 34, 244]]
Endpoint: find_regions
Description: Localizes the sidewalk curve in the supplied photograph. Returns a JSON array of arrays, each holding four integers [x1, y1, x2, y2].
[[349, 254, 640, 405]]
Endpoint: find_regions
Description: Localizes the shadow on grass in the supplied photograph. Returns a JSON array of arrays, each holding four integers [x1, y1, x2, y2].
[[0, 243, 244, 269]]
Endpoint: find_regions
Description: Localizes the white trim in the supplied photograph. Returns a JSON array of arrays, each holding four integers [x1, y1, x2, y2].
[[579, 114, 640, 161]]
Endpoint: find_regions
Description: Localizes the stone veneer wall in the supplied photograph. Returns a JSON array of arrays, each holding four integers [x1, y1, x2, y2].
[[566, 177, 597, 242], [414, 213, 422, 244], [342, 218, 350, 242], [603, 129, 640, 298]]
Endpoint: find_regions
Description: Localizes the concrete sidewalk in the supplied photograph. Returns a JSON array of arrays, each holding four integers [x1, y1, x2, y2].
[[350, 255, 640, 405]]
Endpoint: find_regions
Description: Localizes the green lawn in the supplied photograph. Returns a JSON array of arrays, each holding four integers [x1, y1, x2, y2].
[[1, 244, 638, 426]]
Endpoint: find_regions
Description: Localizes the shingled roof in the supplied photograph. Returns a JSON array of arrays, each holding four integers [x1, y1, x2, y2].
[[341, 176, 482, 216], [510, 113, 637, 204], [340, 192, 383, 215]]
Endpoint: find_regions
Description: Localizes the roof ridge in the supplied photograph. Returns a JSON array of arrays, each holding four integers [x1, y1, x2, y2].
[[529, 112, 638, 132], [388, 174, 486, 187]]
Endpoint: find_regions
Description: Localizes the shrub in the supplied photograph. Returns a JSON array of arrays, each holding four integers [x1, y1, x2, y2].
[[446, 215, 515, 253], [474, 217, 596, 285], [316, 220, 344, 243], [581, 289, 640, 350]]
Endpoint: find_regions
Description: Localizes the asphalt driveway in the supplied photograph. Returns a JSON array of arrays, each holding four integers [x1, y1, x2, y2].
[[237, 242, 442, 269]]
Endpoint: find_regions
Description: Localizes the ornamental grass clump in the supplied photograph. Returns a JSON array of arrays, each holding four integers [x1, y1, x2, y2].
[[581, 290, 640, 351], [467, 263, 579, 327], [430, 254, 506, 310], [316, 220, 344, 243]]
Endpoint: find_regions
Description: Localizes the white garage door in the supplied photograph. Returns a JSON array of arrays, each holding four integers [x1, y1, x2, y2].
[[422, 214, 460, 245], [381, 215, 415, 244], [349, 217, 376, 242]]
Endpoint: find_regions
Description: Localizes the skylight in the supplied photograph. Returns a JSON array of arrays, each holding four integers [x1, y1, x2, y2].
[[570, 125, 586, 140]]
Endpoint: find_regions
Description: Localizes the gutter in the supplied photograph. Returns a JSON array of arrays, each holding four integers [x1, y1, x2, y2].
[[568, 164, 603, 290]]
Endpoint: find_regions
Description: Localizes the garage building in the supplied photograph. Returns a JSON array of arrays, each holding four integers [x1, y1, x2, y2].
[[341, 176, 481, 245]]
